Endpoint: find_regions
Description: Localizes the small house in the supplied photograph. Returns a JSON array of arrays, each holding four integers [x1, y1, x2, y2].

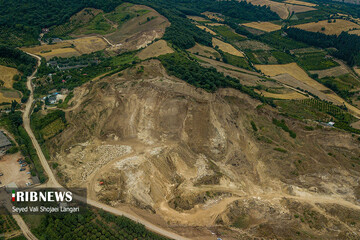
[[327, 122, 335, 127], [0, 131, 12, 151]]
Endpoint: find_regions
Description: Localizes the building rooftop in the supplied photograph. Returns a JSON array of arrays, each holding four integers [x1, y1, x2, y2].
[[0, 131, 11, 148]]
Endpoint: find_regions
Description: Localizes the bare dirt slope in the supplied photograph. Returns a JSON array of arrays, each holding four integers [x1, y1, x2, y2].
[[137, 40, 173, 60], [106, 5, 170, 51], [48, 60, 360, 239]]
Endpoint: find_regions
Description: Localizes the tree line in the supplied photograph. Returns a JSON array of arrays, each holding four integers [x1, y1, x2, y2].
[[286, 28, 360, 66], [158, 51, 275, 106]]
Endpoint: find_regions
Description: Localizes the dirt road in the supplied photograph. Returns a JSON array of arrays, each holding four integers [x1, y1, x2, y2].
[[22, 53, 189, 240]]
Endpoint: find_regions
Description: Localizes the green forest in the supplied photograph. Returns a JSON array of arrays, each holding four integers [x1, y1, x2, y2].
[[32, 208, 169, 240], [286, 28, 360, 66], [158, 52, 274, 106]]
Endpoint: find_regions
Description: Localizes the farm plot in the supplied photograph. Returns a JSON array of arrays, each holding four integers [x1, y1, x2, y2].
[[294, 19, 360, 35], [255, 89, 307, 99], [67, 36, 108, 54], [202, 12, 224, 22], [22, 36, 108, 60], [187, 15, 208, 22], [137, 40, 173, 60], [242, 0, 316, 19], [309, 59, 352, 78], [284, 0, 317, 7], [234, 40, 273, 50], [21, 42, 80, 60], [208, 25, 246, 41], [0, 65, 19, 89], [196, 55, 262, 86], [197, 25, 217, 35], [0, 89, 21, 104], [212, 38, 244, 57], [349, 29, 360, 36], [255, 63, 360, 117], [255, 63, 328, 90], [241, 22, 282, 32], [188, 43, 221, 59], [294, 51, 339, 71]]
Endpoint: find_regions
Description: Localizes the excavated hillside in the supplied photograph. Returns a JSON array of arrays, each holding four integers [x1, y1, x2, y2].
[[48, 59, 360, 239]]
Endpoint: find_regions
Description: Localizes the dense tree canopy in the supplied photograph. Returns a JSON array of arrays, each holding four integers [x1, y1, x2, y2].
[[286, 28, 360, 66]]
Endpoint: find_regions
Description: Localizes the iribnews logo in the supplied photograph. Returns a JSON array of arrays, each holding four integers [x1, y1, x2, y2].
[[11, 190, 73, 202]]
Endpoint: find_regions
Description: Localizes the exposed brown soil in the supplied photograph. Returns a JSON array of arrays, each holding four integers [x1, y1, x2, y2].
[[46, 59, 360, 239]]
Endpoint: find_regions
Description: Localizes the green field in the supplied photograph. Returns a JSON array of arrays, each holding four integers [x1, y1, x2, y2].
[[259, 31, 308, 50], [221, 52, 252, 70], [295, 51, 339, 71], [209, 25, 246, 42], [245, 50, 293, 64]]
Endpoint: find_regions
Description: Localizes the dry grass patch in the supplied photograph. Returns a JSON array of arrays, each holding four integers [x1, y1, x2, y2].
[[349, 29, 360, 36], [284, 0, 317, 7], [206, 23, 225, 26], [188, 43, 221, 59], [255, 63, 327, 90], [0, 65, 19, 88], [0, 89, 21, 104], [256, 63, 360, 117], [137, 40, 173, 60], [22, 42, 80, 60], [212, 38, 244, 57], [21, 36, 108, 60], [241, 22, 282, 32], [255, 89, 308, 99], [197, 25, 217, 35], [202, 12, 224, 22], [241, 0, 316, 19], [68, 36, 108, 54], [187, 15, 208, 22], [294, 19, 360, 35]]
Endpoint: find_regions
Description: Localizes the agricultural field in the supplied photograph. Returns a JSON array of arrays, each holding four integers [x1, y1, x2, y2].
[[241, 21, 282, 32], [67, 36, 108, 54], [47, 8, 104, 37], [294, 50, 339, 71], [188, 43, 221, 59], [243, 0, 316, 19], [187, 15, 209, 22], [0, 65, 21, 104], [196, 25, 217, 35], [255, 62, 328, 90], [202, 11, 224, 22], [276, 98, 348, 122], [284, 0, 317, 7], [294, 19, 360, 35], [246, 50, 293, 64], [0, 211, 21, 239], [235, 40, 273, 50], [255, 89, 308, 99], [221, 52, 252, 70], [137, 40, 173, 60], [208, 25, 246, 41], [0, 89, 21, 104], [259, 31, 308, 50], [21, 42, 80, 60], [212, 38, 244, 57], [0, 65, 19, 88], [309, 59, 352, 78], [349, 29, 360, 36], [21, 36, 108, 60]]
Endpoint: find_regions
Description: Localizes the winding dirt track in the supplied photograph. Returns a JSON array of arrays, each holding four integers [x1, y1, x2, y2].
[[22, 53, 188, 240]]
